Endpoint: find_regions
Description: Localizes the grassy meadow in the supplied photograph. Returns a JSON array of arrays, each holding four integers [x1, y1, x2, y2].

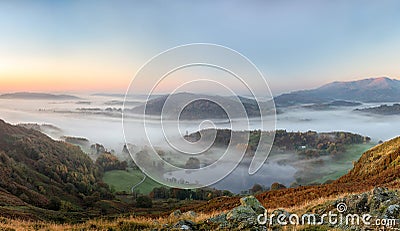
[[103, 168, 162, 195]]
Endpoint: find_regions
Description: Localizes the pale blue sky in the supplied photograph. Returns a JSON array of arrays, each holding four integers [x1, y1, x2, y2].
[[1, 0, 400, 94]]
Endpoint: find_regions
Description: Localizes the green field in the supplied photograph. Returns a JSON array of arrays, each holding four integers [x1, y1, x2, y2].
[[104, 143, 376, 194], [313, 143, 376, 184], [103, 168, 162, 195]]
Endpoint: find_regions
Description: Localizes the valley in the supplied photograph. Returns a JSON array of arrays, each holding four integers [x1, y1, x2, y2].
[[3, 1, 400, 229], [0, 77, 399, 229], [0, 134, 398, 230]]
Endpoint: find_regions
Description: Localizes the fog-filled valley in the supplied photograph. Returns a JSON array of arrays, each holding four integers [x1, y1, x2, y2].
[[0, 93, 398, 193], [3, 1, 400, 229]]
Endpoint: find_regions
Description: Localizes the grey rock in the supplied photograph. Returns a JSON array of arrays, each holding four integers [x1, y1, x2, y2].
[[205, 188, 400, 230], [170, 209, 182, 218], [180, 224, 190, 230], [173, 220, 195, 230], [207, 212, 230, 229], [355, 193, 369, 213], [372, 187, 392, 209], [182, 211, 197, 218], [226, 205, 258, 228], [207, 212, 227, 224], [339, 193, 369, 214], [240, 196, 266, 214], [384, 204, 400, 219], [269, 209, 291, 226]]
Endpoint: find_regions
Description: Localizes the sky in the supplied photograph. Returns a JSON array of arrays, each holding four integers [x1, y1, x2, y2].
[[1, 0, 400, 95]]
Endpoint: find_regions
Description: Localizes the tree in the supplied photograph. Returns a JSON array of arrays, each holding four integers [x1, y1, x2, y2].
[[48, 197, 61, 211], [136, 195, 153, 208], [151, 187, 171, 199], [270, 182, 287, 191], [96, 152, 127, 172], [223, 190, 233, 197], [185, 157, 200, 169], [251, 184, 263, 194]]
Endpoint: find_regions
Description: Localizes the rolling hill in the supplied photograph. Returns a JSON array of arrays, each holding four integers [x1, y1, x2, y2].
[[275, 77, 400, 106], [0, 119, 114, 221], [128, 92, 266, 120]]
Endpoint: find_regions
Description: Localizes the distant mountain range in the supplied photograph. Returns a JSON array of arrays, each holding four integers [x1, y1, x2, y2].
[[129, 92, 268, 120], [127, 77, 400, 118], [275, 77, 400, 106], [0, 92, 80, 100]]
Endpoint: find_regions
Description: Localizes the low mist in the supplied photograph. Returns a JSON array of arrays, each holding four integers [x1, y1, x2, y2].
[[0, 94, 399, 193]]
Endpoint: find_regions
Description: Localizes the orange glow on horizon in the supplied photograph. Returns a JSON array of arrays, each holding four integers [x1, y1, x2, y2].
[[0, 53, 137, 93], [1, 52, 400, 94], [0, 76, 131, 93]]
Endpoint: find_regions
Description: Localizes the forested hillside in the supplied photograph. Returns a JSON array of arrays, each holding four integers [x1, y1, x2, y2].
[[0, 120, 114, 221]]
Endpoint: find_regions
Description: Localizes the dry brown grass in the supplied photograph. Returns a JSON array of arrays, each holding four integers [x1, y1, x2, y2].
[[0, 188, 394, 230], [270, 187, 397, 214], [269, 192, 353, 214], [0, 192, 373, 230], [0, 210, 227, 231], [1, 187, 396, 231]]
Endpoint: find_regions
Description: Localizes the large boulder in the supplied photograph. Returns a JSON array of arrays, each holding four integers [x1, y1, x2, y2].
[[207, 196, 268, 230], [226, 205, 258, 229], [240, 196, 266, 214]]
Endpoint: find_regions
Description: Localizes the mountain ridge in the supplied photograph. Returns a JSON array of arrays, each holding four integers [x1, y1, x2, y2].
[[275, 77, 400, 106], [0, 92, 80, 100]]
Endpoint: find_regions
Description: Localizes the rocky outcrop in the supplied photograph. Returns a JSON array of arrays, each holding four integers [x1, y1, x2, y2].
[[205, 196, 267, 230], [163, 189, 399, 230], [226, 206, 258, 229], [173, 220, 195, 230], [240, 196, 266, 214], [203, 189, 400, 230], [328, 188, 400, 230]]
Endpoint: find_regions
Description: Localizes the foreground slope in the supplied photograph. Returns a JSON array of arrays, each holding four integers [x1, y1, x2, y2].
[[336, 136, 400, 186], [192, 136, 400, 212], [257, 137, 399, 208]]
